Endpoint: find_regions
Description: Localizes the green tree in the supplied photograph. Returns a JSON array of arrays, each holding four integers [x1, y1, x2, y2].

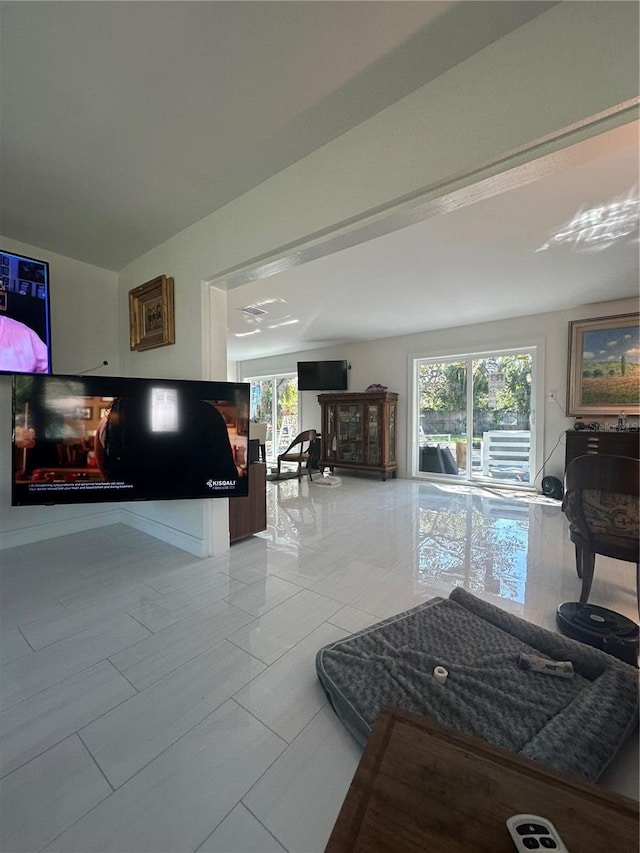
[[419, 361, 488, 411], [621, 354, 627, 376], [278, 377, 298, 417], [418, 355, 531, 416], [495, 356, 531, 413]]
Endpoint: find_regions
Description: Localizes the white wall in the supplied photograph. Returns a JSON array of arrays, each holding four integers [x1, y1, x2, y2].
[[0, 236, 120, 549], [3, 3, 636, 552], [114, 2, 637, 552], [238, 297, 639, 484]]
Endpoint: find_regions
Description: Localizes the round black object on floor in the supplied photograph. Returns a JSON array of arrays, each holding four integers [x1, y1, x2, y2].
[[541, 475, 563, 499], [556, 602, 639, 667]]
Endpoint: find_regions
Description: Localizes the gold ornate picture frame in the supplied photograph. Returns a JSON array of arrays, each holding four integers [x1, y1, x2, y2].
[[567, 312, 640, 416], [129, 275, 175, 352]]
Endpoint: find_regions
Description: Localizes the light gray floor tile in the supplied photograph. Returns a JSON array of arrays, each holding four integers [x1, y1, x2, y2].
[[234, 622, 346, 742], [197, 803, 286, 852], [0, 613, 151, 711], [0, 628, 32, 664], [1, 478, 638, 853], [223, 575, 303, 617], [21, 598, 157, 650], [173, 575, 248, 611], [0, 599, 68, 632], [44, 701, 286, 853], [145, 564, 230, 597], [109, 600, 256, 690], [349, 572, 438, 618], [0, 659, 135, 779], [227, 589, 342, 665], [0, 735, 111, 853], [122, 593, 204, 633], [307, 558, 393, 604], [57, 577, 165, 611], [243, 706, 362, 853], [80, 640, 265, 788], [225, 556, 273, 585], [327, 604, 379, 634]]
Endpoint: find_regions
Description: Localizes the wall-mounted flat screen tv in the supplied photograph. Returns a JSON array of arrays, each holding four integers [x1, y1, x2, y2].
[[297, 359, 348, 391], [12, 374, 250, 506], [1, 249, 52, 375]]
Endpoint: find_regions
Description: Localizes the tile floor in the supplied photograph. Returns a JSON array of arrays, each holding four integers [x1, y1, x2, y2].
[[0, 475, 638, 852]]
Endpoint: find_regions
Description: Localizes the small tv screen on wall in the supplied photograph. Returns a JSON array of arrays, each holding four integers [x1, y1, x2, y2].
[[12, 374, 250, 506], [0, 249, 52, 375], [297, 360, 348, 391]]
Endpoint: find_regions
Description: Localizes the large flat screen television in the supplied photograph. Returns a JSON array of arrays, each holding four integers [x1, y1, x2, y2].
[[297, 359, 348, 391], [1, 249, 52, 375], [12, 374, 250, 506]]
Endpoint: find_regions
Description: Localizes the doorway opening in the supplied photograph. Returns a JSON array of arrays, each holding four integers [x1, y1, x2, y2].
[[246, 373, 299, 464]]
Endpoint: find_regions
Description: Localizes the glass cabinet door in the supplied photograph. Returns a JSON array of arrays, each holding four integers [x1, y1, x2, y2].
[[327, 405, 336, 457], [389, 404, 396, 463], [336, 404, 363, 462], [367, 404, 380, 465]]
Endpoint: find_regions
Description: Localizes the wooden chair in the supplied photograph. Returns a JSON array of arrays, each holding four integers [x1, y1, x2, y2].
[[562, 454, 639, 613], [276, 429, 317, 480]]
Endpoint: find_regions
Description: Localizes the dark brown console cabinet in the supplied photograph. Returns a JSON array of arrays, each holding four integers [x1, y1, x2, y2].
[[565, 430, 640, 469], [318, 391, 398, 480], [229, 462, 267, 543]]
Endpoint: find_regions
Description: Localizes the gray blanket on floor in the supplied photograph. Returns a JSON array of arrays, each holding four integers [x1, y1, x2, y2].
[[316, 587, 638, 781]]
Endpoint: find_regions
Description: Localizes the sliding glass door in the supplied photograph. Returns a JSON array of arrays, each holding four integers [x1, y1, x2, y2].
[[414, 349, 535, 486], [247, 374, 298, 462]]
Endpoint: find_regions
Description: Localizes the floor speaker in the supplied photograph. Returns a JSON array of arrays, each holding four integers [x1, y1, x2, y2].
[[541, 475, 563, 499]]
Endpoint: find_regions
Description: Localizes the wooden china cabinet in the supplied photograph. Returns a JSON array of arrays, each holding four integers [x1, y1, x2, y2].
[[318, 391, 398, 480]]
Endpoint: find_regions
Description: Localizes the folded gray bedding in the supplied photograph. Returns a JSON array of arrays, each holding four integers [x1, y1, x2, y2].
[[316, 587, 638, 781]]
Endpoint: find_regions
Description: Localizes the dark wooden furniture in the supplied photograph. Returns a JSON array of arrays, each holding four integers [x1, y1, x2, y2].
[[229, 462, 266, 543], [326, 706, 639, 853], [563, 454, 639, 610], [318, 391, 398, 480], [276, 429, 317, 481], [565, 429, 640, 469]]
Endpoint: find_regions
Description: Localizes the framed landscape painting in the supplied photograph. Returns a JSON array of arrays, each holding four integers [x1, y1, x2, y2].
[[567, 312, 640, 416]]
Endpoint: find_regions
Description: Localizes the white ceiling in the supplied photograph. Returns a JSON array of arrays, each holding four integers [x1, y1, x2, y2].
[[0, 1, 556, 270], [226, 121, 640, 361], [1, 1, 637, 364]]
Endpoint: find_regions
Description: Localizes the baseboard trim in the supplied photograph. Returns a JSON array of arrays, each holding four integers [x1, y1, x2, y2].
[[1, 508, 208, 556], [121, 510, 207, 557], [0, 509, 125, 550]]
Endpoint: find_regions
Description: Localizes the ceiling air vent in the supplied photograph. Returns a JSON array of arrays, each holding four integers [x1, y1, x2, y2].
[[239, 304, 267, 317]]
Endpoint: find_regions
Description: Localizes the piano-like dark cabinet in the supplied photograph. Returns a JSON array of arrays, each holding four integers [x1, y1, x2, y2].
[[565, 430, 640, 470]]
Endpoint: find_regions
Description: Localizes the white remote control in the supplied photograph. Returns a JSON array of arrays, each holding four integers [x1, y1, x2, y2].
[[506, 814, 569, 852]]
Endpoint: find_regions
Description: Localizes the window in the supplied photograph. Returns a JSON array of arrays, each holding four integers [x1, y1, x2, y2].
[[413, 348, 537, 486]]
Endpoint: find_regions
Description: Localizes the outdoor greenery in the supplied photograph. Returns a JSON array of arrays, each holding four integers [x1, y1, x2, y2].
[[249, 377, 298, 424], [418, 356, 531, 413], [418, 355, 532, 439]]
